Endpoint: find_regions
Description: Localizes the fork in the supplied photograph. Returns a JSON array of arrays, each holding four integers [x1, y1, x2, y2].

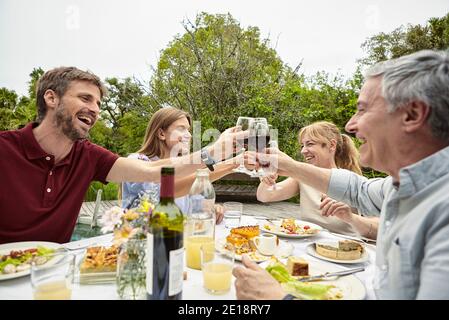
[[321, 229, 376, 247], [55, 242, 99, 253]]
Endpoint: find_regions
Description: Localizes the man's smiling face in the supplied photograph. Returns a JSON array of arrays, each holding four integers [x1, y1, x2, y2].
[[54, 80, 101, 141], [345, 76, 402, 173]]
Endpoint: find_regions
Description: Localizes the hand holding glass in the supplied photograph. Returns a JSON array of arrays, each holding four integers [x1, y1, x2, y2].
[[233, 117, 254, 174]]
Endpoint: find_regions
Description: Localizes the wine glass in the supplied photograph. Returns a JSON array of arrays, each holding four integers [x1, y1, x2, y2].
[[232, 117, 254, 174], [264, 137, 281, 191], [253, 117, 268, 126], [249, 122, 270, 177]]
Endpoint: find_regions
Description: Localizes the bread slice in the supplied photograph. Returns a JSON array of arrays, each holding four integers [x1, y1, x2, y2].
[[286, 256, 309, 276]]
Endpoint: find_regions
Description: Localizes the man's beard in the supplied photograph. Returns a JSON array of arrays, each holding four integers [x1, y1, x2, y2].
[[55, 103, 89, 141]]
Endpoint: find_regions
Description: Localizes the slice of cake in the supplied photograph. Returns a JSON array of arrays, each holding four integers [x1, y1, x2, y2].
[[337, 240, 364, 260], [225, 233, 252, 255], [315, 243, 338, 259], [339, 240, 364, 252], [315, 240, 364, 261], [286, 256, 309, 276]]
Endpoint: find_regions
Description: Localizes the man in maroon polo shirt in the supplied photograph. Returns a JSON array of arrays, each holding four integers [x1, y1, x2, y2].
[[0, 67, 241, 244]]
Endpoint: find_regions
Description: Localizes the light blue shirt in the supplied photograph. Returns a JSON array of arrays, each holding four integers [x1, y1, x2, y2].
[[121, 153, 190, 213], [327, 146, 449, 299]]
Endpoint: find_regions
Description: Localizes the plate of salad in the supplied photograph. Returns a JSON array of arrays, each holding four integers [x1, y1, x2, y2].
[[260, 257, 366, 300], [0, 241, 63, 280], [261, 219, 322, 238]]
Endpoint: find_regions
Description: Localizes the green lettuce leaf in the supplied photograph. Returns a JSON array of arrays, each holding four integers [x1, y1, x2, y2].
[[36, 246, 55, 257], [266, 261, 334, 300]]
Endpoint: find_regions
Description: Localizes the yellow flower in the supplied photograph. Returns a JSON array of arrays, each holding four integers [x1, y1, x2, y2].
[[113, 225, 134, 245], [123, 210, 139, 221], [138, 199, 154, 213]]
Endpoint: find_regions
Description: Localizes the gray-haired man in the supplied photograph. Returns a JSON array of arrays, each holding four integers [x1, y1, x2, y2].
[[236, 49, 449, 299]]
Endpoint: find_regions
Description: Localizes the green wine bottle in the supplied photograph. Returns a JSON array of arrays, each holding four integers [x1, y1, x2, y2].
[[146, 167, 184, 300]]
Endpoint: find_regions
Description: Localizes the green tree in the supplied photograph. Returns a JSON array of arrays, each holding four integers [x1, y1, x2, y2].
[[359, 12, 449, 66], [0, 68, 42, 130], [148, 12, 365, 164], [150, 12, 291, 132]]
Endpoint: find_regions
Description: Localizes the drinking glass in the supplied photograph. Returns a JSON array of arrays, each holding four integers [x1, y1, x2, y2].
[[223, 202, 243, 229], [233, 117, 254, 174], [31, 253, 75, 300], [249, 122, 270, 177], [185, 235, 215, 270], [264, 136, 282, 191], [253, 117, 268, 126], [201, 244, 234, 295]]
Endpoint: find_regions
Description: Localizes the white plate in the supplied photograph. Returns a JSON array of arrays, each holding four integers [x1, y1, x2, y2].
[[306, 243, 370, 264], [261, 219, 322, 238], [260, 258, 366, 300], [216, 238, 293, 263], [0, 241, 64, 281]]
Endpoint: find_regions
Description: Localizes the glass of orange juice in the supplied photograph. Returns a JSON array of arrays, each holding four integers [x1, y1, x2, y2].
[[184, 212, 215, 270], [31, 253, 75, 300], [185, 235, 215, 270], [201, 244, 234, 295]]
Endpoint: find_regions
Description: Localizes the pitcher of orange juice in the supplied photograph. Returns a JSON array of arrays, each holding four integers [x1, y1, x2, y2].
[[185, 169, 216, 270]]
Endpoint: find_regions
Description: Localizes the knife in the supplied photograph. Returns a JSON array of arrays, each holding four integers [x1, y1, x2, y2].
[[297, 266, 365, 282]]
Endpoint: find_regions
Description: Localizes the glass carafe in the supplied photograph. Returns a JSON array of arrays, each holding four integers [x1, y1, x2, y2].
[[185, 169, 216, 270]]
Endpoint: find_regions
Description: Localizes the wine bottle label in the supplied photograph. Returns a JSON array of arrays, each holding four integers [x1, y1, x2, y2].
[[146, 233, 154, 295], [168, 247, 184, 296]]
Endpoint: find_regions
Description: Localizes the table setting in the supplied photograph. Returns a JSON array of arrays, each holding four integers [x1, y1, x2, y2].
[[0, 214, 376, 300]]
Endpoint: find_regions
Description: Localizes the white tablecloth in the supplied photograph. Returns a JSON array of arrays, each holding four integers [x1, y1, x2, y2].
[[0, 216, 376, 300]]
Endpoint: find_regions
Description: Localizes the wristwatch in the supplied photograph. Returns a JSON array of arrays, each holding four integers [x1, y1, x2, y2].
[[201, 148, 216, 171]]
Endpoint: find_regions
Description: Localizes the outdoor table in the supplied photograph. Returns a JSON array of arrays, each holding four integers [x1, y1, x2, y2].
[[0, 216, 376, 300]]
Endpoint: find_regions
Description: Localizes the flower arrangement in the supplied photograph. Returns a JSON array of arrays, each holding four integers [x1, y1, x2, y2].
[[99, 196, 154, 246], [99, 195, 154, 300]]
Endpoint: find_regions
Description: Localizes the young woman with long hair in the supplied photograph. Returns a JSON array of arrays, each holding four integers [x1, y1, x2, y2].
[[257, 121, 378, 238], [121, 106, 238, 223]]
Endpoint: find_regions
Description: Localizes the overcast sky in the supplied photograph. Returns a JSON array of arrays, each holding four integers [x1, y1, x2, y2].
[[1, 0, 448, 96]]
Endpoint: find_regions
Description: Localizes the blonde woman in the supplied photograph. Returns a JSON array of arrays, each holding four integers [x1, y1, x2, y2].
[[122, 107, 238, 223], [257, 121, 378, 238]]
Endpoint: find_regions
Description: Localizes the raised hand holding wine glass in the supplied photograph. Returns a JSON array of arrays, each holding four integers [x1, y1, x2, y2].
[[249, 122, 270, 177], [233, 117, 254, 174]]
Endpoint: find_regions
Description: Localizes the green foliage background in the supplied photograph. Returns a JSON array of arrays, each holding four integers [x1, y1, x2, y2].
[[2, 12, 448, 201]]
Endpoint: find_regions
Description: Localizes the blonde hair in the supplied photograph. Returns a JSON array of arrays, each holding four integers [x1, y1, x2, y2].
[[298, 121, 362, 175], [137, 107, 192, 158]]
